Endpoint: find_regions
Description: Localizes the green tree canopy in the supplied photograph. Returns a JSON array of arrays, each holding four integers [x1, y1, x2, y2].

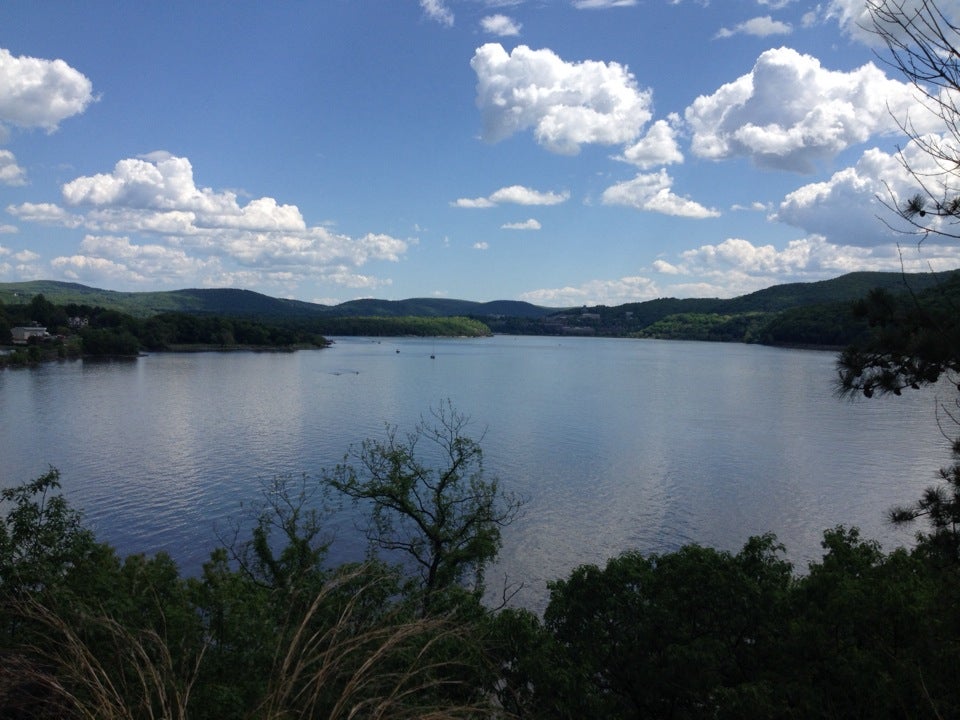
[[327, 402, 523, 610]]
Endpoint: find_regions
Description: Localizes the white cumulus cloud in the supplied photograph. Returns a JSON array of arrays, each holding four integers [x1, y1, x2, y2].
[[0, 149, 26, 185], [453, 197, 496, 209], [671, 234, 960, 291], [471, 43, 653, 154], [7, 202, 84, 227], [490, 185, 568, 205], [420, 0, 454, 26], [482, 14, 521, 36], [685, 47, 928, 172], [502, 218, 541, 230], [617, 117, 684, 168], [520, 275, 659, 307], [12, 152, 410, 292], [601, 170, 720, 218], [0, 47, 95, 131], [61, 152, 308, 233], [716, 16, 792, 38], [453, 184, 569, 207], [51, 234, 217, 285], [773, 134, 960, 244], [573, 0, 638, 8], [826, 0, 960, 46]]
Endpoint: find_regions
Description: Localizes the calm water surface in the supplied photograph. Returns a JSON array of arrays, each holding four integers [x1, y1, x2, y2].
[[1, 336, 954, 609]]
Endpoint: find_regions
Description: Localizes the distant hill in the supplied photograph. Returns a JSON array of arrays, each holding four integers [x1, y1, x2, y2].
[[0, 281, 555, 320], [612, 270, 957, 322], [2, 270, 957, 346], [0, 282, 319, 318], [481, 269, 960, 345]]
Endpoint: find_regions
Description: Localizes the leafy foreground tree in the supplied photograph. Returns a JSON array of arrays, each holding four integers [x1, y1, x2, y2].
[[489, 528, 960, 719], [835, 0, 960, 564], [4, 466, 960, 719], [836, 259, 960, 565], [0, 470, 497, 720], [327, 402, 524, 612]]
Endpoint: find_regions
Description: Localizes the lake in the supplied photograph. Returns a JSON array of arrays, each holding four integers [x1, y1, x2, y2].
[[1, 336, 954, 610]]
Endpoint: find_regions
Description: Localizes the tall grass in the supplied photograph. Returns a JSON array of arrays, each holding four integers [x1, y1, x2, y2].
[[10, 597, 202, 720], [5, 564, 498, 719], [259, 567, 488, 719]]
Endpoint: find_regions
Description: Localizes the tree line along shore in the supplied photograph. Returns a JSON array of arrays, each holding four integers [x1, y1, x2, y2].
[[3, 269, 960, 367]]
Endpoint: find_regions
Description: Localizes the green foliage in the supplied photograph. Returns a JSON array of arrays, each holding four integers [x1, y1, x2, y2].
[[534, 535, 792, 718], [0, 280, 545, 324], [225, 474, 332, 595], [758, 301, 869, 347], [27, 294, 67, 329], [837, 277, 960, 397], [4, 272, 953, 347], [80, 326, 142, 356], [637, 312, 773, 342], [4, 461, 960, 718], [0, 468, 97, 599], [327, 402, 523, 609], [488, 271, 953, 344], [890, 437, 960, 564], [496, 529, 960, 719], [836, 274, 960, 564], [784, 527, 957, 718], [313, 315, 491, 337], [0, 468, 501, 719]]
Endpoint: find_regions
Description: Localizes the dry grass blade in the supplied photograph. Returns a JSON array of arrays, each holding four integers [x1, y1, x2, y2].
[[11, 596, 205, 720], [259, 564, 495, 720]]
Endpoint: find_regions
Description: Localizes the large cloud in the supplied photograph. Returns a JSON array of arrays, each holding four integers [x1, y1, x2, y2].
[[62, 152, 308, 232], [685, 47, 928, 172], [51, 235, 217, 284], [773, 134, 960, 244], [0, 48, 95, 130], [471, 43, 653, 154], [654, 234, 960, 298], [9, 152, 409, 291], [673, 234, 960, 284]]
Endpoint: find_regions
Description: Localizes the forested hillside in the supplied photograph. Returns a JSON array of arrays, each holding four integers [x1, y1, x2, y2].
[[0, 294, 490, 367], [2, 270, 958, 348], [486, 270, 960, 346], [0, 281, 553, 320]]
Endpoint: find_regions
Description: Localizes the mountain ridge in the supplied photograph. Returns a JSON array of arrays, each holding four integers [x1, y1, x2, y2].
[[0, 270, 957, 327]]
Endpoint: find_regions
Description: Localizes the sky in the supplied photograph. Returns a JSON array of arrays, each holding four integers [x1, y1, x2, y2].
[[3, 0, 960, 307]]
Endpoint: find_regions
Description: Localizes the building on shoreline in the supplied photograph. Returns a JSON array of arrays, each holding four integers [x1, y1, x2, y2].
[[11, 326, 49, 345]]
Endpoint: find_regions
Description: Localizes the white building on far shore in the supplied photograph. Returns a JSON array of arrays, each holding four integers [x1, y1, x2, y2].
[[11, 326, 49, 345]]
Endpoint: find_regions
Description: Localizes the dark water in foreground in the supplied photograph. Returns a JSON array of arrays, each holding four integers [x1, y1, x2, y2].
[[1, 336, 954, 609]]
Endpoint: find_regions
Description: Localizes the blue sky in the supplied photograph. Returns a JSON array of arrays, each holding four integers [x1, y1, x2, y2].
[[2, 0, 960, 306]]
